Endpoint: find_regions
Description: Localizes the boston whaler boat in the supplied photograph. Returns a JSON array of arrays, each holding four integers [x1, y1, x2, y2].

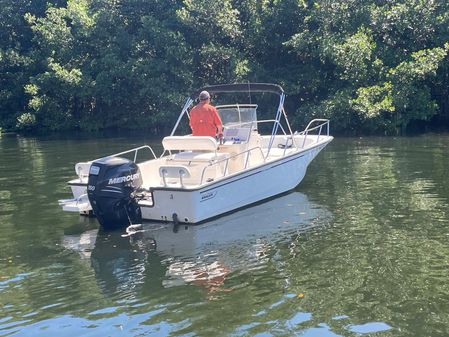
[[59, 83, 333, 229]]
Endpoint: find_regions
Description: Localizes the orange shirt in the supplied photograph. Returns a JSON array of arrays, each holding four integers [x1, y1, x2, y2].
[[189, 102, 223, 137]]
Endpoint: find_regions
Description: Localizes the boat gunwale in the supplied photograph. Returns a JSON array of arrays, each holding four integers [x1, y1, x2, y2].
[[68, 136, 332, 192]]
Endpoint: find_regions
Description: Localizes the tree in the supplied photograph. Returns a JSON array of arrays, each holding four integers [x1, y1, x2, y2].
[[0, 0, 66, 131], [2, 0, 449, 134]]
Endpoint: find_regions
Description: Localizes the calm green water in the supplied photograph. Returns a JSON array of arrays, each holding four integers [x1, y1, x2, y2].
[[1, 133, 449, 337]]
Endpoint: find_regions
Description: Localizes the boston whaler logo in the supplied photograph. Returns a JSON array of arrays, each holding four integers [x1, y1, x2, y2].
[[201, 190, 217, 202], [108, 173, 140, 185]]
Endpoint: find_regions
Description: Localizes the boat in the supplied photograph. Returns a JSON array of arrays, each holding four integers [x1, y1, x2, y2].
[[59, 83, 333, 229]]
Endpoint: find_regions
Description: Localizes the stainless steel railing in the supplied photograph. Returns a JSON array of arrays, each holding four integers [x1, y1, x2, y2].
[[297, 119, 330, 148], [104, 145, 158, 163]]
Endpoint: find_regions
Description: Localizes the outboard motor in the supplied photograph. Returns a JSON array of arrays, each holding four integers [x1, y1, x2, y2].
[[87, 157, 142, 230]]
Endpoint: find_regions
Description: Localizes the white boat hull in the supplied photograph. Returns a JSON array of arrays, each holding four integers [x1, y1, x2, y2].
[[140, 139, 330, 223]]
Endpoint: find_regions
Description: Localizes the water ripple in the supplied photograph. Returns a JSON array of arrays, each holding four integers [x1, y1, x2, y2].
[[1, 135, 449, 336]]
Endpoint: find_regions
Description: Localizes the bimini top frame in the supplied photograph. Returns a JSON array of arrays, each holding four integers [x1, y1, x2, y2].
[[170, 83, 291, 158], [190, 83, 284, 99]]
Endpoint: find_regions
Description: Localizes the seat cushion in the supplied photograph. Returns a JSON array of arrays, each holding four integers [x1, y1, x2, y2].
[[162, 136, 218, 151]]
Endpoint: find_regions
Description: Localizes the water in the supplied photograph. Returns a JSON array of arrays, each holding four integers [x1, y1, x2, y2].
[[1, 133, 448, 337]]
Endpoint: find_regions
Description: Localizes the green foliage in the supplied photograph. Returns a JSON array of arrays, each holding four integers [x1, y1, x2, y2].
[[285, 0, 449, 134], [1, 0, 449, 135], [352, 82, 395, 119], [333, 28, 376, 83], [177, 0, 247, 85], [16, 112, 36, 131]]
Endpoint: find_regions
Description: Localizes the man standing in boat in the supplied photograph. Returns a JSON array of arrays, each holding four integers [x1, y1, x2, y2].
[[189, 90, 223, 139]]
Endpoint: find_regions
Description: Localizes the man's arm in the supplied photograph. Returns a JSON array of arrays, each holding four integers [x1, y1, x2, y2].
[[189, 108, 195, 130], [212, 107, 223, 136]]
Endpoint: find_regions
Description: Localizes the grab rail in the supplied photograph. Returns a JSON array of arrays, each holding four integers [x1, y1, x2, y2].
[[199, 146, 265, 185], [297, 119, 330, 148], [92, 145, 158, 164], [111, 145, 157, 163]]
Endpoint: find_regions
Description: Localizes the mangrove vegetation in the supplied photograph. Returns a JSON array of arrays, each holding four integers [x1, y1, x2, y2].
[[1, 0, 449, 135]]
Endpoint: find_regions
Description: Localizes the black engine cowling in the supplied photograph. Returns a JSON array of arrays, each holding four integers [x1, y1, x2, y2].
[[87, 157, 142, 229]]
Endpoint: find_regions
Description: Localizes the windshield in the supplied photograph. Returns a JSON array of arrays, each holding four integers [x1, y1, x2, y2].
[[216, 104, 257, 128]]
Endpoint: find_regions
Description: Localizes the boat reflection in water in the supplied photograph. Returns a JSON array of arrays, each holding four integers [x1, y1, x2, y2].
[[63, 192, 331, 296]]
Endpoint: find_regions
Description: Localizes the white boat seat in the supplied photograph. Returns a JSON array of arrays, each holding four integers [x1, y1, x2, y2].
[[159, 165, 191, 187], [75, 162, 91, 178], [162, 136, 218, 152], [169, 151, 228, 163]]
